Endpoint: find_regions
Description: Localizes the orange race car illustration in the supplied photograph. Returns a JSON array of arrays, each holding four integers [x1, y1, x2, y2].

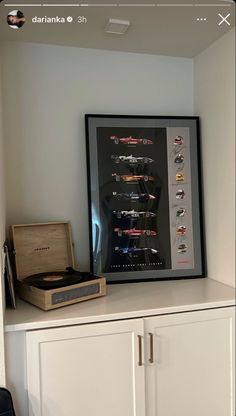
[[176, 172, 185, 182], [112, 173, 154, 182], [114, 228, 157, 237], [110, 135, 153, 145]]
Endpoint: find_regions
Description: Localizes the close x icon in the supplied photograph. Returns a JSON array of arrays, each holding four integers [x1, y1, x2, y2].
[[218, 13, 231, 26]]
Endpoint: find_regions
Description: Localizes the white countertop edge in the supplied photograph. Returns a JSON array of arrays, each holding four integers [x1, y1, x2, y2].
[[4, 299, 236, 333]]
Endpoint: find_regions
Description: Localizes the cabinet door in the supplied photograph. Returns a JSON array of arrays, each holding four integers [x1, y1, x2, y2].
[[145, 307, 235, 416], [26, 319, 145, 416]]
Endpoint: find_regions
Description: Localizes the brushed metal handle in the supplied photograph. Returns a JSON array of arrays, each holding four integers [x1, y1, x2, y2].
[[148, 332, 154, 364], [137, 335, 143, 366]]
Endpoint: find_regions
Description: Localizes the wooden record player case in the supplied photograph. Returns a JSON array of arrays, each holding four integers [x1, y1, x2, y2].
[[10, 222, 106, 311]]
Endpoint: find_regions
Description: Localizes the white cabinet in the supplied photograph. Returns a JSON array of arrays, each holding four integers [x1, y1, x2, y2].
[[145, 307, 235, 416], [23, 307, 235, 416], [5, 279, 235, 416], [26, 319, 145, 416]]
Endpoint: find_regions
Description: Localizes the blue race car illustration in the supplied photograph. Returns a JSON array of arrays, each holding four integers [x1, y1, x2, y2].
[[114, 246, 158, 256], [113, 192, 156, 202], [113, 209, 156, 219], [111, 155, 154, 165]]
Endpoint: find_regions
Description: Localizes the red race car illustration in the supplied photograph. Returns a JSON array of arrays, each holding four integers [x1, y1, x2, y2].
[[110, 135, 153, 145], [112, 173, 154, 182], [177, 225, 187, 235], [174, 135, 184, 146], [114, 228, 157, 237]]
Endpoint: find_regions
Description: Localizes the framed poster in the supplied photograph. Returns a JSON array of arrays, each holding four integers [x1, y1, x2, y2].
[[85, 115, 205, 283]]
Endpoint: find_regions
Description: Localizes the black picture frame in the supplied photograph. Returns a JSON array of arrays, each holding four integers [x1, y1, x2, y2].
[[85, 114, 205, 283]]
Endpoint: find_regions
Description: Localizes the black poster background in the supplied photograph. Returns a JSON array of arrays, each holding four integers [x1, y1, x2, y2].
[[97, 127, 171, 273]]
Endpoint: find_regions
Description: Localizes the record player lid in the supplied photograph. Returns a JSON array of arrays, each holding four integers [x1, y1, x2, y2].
[[10, 222, 75, 281]]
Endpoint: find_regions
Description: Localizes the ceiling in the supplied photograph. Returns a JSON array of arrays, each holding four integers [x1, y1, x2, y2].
[[0, 0, 235, 57]]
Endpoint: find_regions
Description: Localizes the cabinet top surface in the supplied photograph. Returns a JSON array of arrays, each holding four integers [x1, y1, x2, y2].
[[4, 278, 236, 332]]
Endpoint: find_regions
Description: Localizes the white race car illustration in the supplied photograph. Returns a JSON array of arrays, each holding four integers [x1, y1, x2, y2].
[[176, 189, 185, 200], [113, 209, 156, 219], [176, 208, 186, 217], [178, 243, 187, 253], [111, 155, 154, 164]]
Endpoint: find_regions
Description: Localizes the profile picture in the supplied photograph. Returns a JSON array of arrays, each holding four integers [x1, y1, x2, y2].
[[7, 10, 25, 29]]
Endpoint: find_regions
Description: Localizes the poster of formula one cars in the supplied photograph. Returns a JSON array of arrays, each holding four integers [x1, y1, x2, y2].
[[85, 115, 204, 282]]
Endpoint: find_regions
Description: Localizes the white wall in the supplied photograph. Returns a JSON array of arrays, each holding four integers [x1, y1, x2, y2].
[[1, 42, 193, 270], [194, 29, 235, 287], [0, 52, 6, 386]]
